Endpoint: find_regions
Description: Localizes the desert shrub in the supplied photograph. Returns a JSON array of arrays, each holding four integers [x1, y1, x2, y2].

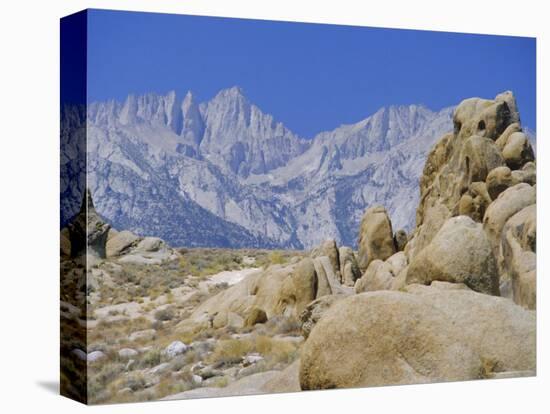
[[126, 373, 147, 392], [154, 307, 175, 321], [254, 335, 297, 364], [154, 377, 193, 399], [88, 361, 125, 402], [207, 339, 253, 365], [207, 376, 229, 388], [268, 251, 285, 265], [137, 349, 162, 369]]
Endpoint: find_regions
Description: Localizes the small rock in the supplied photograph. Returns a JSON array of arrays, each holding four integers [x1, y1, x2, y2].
[[242, 353, 264, 367], [191, 374, 203, 385], [128, 329, 156, 342], [502, 132, 535, 170], [135, 237, 165, 252], [163, 341, 188, 359], [198, 366, 223, 380], [87, 350, 106, 362], [148, 362, 170, 375]]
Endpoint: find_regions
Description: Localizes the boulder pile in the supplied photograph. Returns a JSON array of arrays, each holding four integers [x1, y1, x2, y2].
[[297, 91, 536, 391]]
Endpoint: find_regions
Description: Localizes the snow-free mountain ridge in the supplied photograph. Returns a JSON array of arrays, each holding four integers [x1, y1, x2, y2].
[[73, 87, 534, 249]]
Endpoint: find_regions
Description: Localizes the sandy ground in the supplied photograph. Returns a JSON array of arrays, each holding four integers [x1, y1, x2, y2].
[[199, 267, 262, 289]]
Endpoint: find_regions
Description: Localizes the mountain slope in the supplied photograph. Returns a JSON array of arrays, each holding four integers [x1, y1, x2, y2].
[[84, 88, 459, 248]]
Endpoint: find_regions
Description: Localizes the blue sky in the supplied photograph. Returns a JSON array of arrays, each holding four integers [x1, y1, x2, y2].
[[87, 9, 536, 137]]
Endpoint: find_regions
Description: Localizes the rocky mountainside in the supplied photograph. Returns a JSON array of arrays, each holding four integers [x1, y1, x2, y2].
[[82, 87, 459, 248]]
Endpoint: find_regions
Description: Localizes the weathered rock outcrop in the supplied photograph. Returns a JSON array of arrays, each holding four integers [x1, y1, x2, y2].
[[284, 258, 319, 315], [399, 91, 536, 307], [512, 161, 536, 186], [67, 189, 110, 259], [311, 239, 341, 280], [357, 206, 396, 271], [106, 230, 139, 257], [502, 132, 535, 170], [409, 92, 535, 260], [486, 166, 514, 201], [338, 246, 361, 286], [500, 205, 536, 309], [300, 287, 535, 390], [355, 260, 394, 293], [458, 181, 492, 222], [355, 251, 408, 294], [393, 229, 408, 252], [483, 183, 536, 270], [407, 216, 499, 295], [179, 239, 354, 331]]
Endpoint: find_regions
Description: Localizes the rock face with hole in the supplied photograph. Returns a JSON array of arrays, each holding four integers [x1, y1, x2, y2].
[[406, 216, 499, 295], [299, 287, 535, 390], [410, 92, 528, 259], [357, 206, 396, 271]]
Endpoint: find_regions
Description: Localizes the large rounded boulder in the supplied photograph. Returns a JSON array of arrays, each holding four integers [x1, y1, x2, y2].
[[483, 183, 536, 265], [106, 230, 139, 257], [502, 132, 535, 170], [406, 216, 499, 295], [300, 287, 535, 390]]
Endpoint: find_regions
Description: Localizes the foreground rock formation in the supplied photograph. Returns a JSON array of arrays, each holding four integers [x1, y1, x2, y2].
[[295, 91, 536, 391], [300, 285, 535, 389]]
